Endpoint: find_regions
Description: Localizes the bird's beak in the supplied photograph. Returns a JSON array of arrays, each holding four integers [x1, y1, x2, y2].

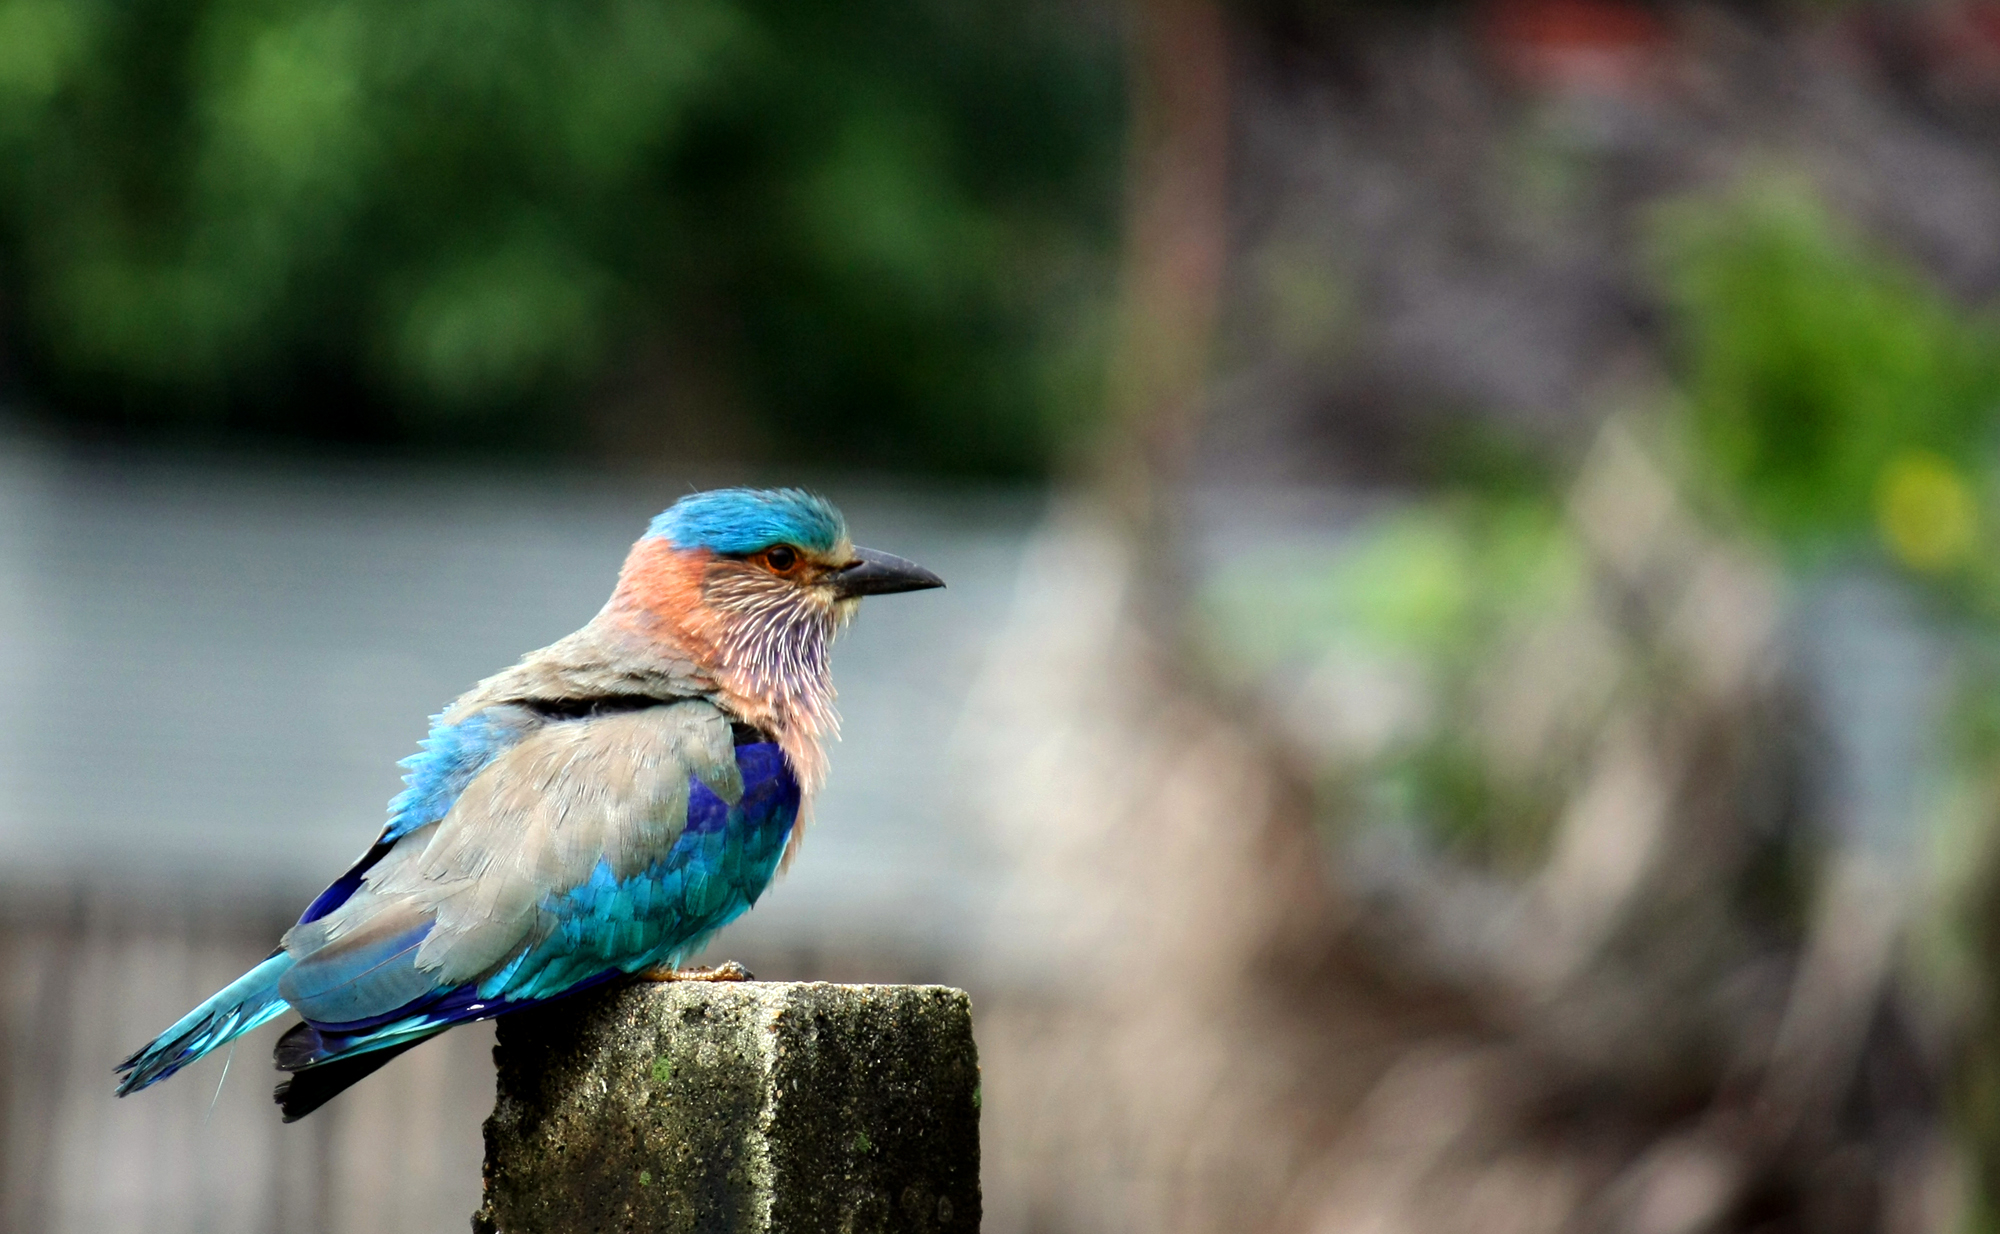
[[830, 547, 945, 598]]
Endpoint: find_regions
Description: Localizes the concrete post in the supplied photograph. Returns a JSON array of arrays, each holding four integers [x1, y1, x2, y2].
[[473, 981, 980, 1234]]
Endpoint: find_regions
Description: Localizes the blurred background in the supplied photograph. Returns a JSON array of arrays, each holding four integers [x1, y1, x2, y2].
[[4, 0, 2000, 1230]]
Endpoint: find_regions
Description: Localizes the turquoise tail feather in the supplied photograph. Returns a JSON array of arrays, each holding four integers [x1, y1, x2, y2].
[[115, 950, 295, 1095]]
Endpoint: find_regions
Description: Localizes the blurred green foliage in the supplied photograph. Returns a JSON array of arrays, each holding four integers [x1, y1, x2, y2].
[[1202, 498, 1592, 866], [0, 0, 1123, 473], [1653, 187, 2000, 1227], [1204, 181, 2000, 875], [1653, 183, 2000, 571]]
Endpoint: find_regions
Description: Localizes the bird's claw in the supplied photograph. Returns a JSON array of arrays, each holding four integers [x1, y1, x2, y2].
[[641, 960, 753, 982]]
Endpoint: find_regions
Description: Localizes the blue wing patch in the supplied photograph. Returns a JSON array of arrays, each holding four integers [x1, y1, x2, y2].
[[484, 742, 800, 1001]]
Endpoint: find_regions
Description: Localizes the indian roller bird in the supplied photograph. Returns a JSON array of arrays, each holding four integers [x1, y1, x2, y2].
[[113, 488, 943, 1120]]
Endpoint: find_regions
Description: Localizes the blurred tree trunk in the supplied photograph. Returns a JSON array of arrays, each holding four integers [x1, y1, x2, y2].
[[1099, 0, 1230, 575], [976, 3, 1438, 1227]]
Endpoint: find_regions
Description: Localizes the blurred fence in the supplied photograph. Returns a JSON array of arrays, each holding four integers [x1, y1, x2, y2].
[[0, 885, 492, 1234]]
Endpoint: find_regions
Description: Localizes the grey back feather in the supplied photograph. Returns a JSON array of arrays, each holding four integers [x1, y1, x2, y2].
[[443, 622, 714, 724]]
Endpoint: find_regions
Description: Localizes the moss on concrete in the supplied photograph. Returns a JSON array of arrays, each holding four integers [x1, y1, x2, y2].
[[473, 982, 980, 1234]]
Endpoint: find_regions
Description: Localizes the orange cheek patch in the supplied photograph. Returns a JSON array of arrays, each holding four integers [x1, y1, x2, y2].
[[608, 540, 724, 656]]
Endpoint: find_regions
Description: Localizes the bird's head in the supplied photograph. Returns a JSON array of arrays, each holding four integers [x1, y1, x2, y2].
[[605, 487, 943, 786], [642, 487, 943, 623]]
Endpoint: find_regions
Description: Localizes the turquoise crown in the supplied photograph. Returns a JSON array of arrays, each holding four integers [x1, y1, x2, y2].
[[647, 488, 847, 556]]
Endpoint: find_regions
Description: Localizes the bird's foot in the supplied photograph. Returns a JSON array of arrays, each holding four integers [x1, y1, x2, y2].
[[641, 960, 753, 982]]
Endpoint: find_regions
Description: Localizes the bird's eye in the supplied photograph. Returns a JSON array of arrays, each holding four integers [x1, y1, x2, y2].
[[764, 545, 799, 572]]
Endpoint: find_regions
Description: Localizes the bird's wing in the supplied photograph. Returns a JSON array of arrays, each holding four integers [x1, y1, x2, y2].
[[332, 622, 713, 876], [380, 702, 552, 846], [293, 701, 552, 927], [277, 699, 747, 1026]]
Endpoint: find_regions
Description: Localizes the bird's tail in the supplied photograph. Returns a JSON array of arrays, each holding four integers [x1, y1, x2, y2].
[[269, 1014, 452, 1121], [115, 949, 295, 1095]]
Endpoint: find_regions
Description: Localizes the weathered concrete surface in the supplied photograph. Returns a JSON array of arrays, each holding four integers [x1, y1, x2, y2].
[[473, 982, 980, 1234]]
